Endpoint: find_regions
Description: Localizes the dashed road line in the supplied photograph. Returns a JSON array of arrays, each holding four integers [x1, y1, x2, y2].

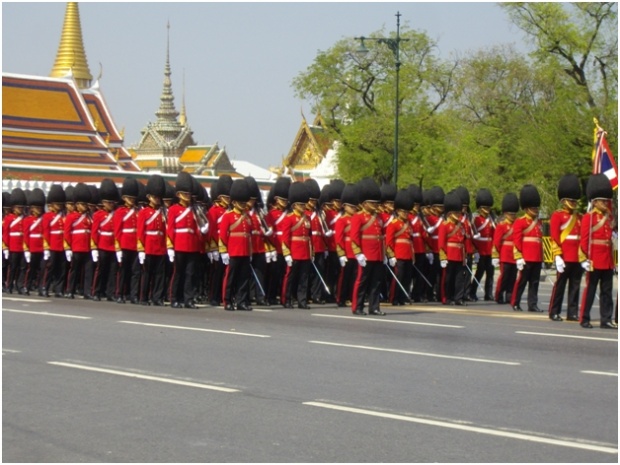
[[2, 308, 91, 319], [581, 370, 618, 377], [2, 348, 21, 355], [312, 313, 463, 328], [118, 320, 271, 338], [516, 331, 617, 342], [2, 296, 52, 303]]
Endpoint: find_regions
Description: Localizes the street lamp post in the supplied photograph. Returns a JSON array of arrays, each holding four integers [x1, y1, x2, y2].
[[356, 11, 408, 186]]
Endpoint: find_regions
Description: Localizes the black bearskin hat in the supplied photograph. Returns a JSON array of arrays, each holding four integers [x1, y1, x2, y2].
[[357, 177, 381, 203], [47, 184, 66, 204], [3, 192, 11, 209], [455, 186, 470, 206], [64, 185, 75, 203], [74, 182, 91, 204], [586, 173, 613, 201], [146, 175, 166, 199], [122, 177, 139, 197], [9, 188, 27, 207], [475, 188, 494, 208], [429, 186, 445, 206], [100, 179, 119, 202], [230, 179, 251, 202], [163, 181, 175, 200], [380, 183, 397, 203], [557, 174, 581, 201], [444, 191, 462, 213], [273, 177, 291, 200], [394, 188, 414, 211], [304, 178, 321, 200], [407, 184, 423, 205], [501, 193, 519, 213], [29, 188, 46, 208], [341, 183, 360, 206], [288, 181, 310, 205], [519, 184, 541, 209], [175, 171, 193, 193], [328, 179, 345, 201], [319, 184, 331, 207], [216, 175, 233, 198], [88, 185, 100, 205]]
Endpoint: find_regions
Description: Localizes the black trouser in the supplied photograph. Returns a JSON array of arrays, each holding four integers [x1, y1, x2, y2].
[[223, 256, 251, 307], [116, 249, 139, 301], [139, 254, 165, 303], [441, 260, 466, 303], [411, 253, 429, 302], [427, 253, 441, 301], [470, 255, 494, 299], [267, 254, 285, 304], [65, 251, 92, 296], [193, 252, 208, 301], [308, 252, 327, 302], [209, 257, 225, 304], [25, 252, 45, 292], [250, 252, 267, 302], [548, 262, 582, 318], [2, 253, 7, 291], [511, 261, 542, 309], [390, 259, 413, 304], [337, 258, 357, 306], [580, 268, 614, 325], [5, 251, 27, 292], [282, 259, 310, 307], [352, 260, 384, 312], [325, 251, 340, 302], [43, 251, 67, 296], [169, 251, 196, 306], [495, 262, 517, 304], [93, 250, 118, 300]]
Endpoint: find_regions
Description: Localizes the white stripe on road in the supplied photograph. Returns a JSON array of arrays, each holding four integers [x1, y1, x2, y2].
[[516, 331, 617, 342], [118, 320, 270, 338], [2, 349, 21, 355], [48, 361, 240, 392], [309, 340, 520, 365], [312, 313, 464, 328], [303, 401, 618, 455], [581, 370, 618, 377], [2, 297, 52, 303], [2, 308, 91, 319]]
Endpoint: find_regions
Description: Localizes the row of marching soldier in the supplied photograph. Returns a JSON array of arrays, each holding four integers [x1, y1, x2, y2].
[[2, 171, 616, 328]]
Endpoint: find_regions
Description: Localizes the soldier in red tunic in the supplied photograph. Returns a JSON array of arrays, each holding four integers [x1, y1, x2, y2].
[[438, 192, 468, 305], [113, 177, 140, 304], [91, 179, 119, 302], [335, 183, 359, 308], [424, 186, 445, 302], [304, 178, 330, 305], [386, 189, 415, 306], [579, 174, 617, 329], [41, 185, 66, 297], [3, 188, 28, 294], [137, 175, 167, 306], [265, 177, 291, 306], [2, 192, 9, 292], [64, 183, 93, 299], [23, 188, 46, 294], [324, 180, 345, 302], [219, 179, 253, 311], [407, 184, 429, 303], [469, 188, 496, 302], [511, 185, 544, 312], [350, 177, 386, 316], [207, 175, 233, 306], [493, 193, 519, 305], [548, 174, 583, 321]]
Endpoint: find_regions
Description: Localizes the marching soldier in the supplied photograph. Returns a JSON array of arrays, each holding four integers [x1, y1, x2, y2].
[[265, 177, 291, 306], [41, 185, 67, 298], [425, 186, 445, 302], [438, 191, 468, 305], [304, 178, 330, 305], [280, 182, 313, 309], [3, 188, 28, 294], [324, 180, 345, 302], [114, 177, 140, 304], [548, 174, 583, 321], [407, 184, 429, 302], [162, 181, 175, 301], [2, 192, 10, 292], [23, 188, 46, 294], [386, 188, 415, 306], [335, 183, 359, 307], [219, 179, 253, 311], [511, 185, 544, 312], [469, 188, 496, 301], [493, 193, 519, 305], [350, 177, 386, 316], [64, 183, 93, 299], [206, 175, 233, 306], [579, 174, 617, 329], [91, 179, 119, 302]]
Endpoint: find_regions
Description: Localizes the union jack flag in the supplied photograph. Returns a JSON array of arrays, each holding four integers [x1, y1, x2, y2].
[[593, 124, 618, 190]]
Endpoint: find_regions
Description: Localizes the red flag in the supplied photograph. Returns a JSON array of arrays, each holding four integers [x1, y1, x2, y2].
[[593, 128, 618, 190]]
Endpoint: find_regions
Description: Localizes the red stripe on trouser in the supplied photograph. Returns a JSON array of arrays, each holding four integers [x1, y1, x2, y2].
[[389, 275, 396, 302], [579, 272, 591, 323], [510, 271, 522, 307], [222, 265, 230, 305], [440, 267, 447, 303], [281, 265, 291, 304], [336, 267, 345, 303], [168, 265, 176, 303], [547, 272, 559, 315], [494, 265, 503, 301], [351, 265, 364, 311]]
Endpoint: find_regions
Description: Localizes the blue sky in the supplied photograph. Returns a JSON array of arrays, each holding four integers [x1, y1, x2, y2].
[[2, 2, 530, 170]]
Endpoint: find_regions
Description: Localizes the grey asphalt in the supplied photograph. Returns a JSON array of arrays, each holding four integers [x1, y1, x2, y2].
[[2, 277, 617, 463]]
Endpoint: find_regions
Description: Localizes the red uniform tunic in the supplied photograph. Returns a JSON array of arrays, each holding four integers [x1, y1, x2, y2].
[[460, 215, 475, 254], [386, 217, 414, 260], [266, 207, 287, 254], [425, 214, 442, 254], [473, 214, 495, 256], [207, 203, 227, 253], [350, 211, 384, 261], [324, 209, 339, 252], [113, 206, 138, 251], [307, 210, 327, 254], [580, 210, 614, 270], [281, 211, 312, 260], [137, 207, 167, 255], [167, 204, 200, 253], [512, 215, 543, 262], [3, 213, 24, 253], [493, 219, 516, 264], [438, 220, 466, 262], [91, 210, 116, 252], [64, 212, 92, 253], [408, 213, 428, 254], [549, 209, 581, 263], [335, 214, 355, 259], [219, 210, 252, 257], [42, 211, 65, 252], [23, 215, 44, 253], [248, 209, 268, 254]]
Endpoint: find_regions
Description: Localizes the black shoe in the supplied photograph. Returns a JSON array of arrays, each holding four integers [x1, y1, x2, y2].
[[130, 298, 139, 305], [484, 296, 494, 301], [224, 304, 235, 311], [566, 315, 579, 321], [54, 292, 64, 298], [528, 306, 543, 312], [283, 302, 293, 309], [209, 299, 220, 307], [444, 300, 455, 305], [65, 293, 74, 299], [454, 300, 467, 306], [83, 295, 93, 300], [580, 322, 593, 328], [140, 301, 150, 306], [337, 302, 347, 307], [549, 314, 563, 321], [152, 300, 164, 306], [369, 309, 386, 316], [116, 297, 125, 304], [184, 302, 197, 309], [18, 287, 30, 296], [600, 322, 618, 329], [314, 300, 325, 305], [237, 303, 253, 311], [92, 295, 101, 302], [352, 309, 367, 315], [171, 302, 182, 309], [255, 299, 267, 306], [512, 305, 523, 312], [496, 299, 506, 304], [298, 304, 311, 310], [106, 297, 115, 302], [466, 295, 478, 302]]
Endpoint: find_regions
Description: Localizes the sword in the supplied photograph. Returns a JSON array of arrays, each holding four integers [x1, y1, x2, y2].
[[311, 259, 331, 295], [385, 263, 411, 303], [465, 262, 482, 289], [412, 262, 433, 288], [250, 265, 266, 297]]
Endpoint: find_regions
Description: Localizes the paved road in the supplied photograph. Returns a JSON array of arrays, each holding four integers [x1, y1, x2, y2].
[[2, 278, 617, 462]]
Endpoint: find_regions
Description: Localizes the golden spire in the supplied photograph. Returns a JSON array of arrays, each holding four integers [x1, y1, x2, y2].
[[179, 68, 187, 126], [50, 2, 93, 88]]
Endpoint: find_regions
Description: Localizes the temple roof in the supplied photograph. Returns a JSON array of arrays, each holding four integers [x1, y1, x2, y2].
[[283, 113, 333, 171]]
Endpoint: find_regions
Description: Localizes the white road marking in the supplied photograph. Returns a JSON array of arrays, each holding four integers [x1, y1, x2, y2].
[[303, 401, 618, 455], [2, 308, 91, 319], [48, 361, 240, 392], [2, 297, 52, 303], [516, 331, 618, 342], [581, 370, 618, 377], [2, 348, 21, 355], [309, 341, 520, 365], [312, 313, 464, 328], [118, 320, 270, 338]]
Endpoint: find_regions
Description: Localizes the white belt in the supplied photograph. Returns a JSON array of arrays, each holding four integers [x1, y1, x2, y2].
[[412, 233, 420, 237], [431, 235, 438, 240], [564, 235, 579, 240], [73, 229, 89, 234], [9, 232, 23, 236], [50, 231, 63, 235], [146, 231, 163, 236], [276, 231, 283, 236], [122, 228, 136, 233], [312, 231, 322, 236], [476, 237, 492, 241], [29, 234, 42, 238], [100, 231, 113, 236], [175, 228, 195, 234]]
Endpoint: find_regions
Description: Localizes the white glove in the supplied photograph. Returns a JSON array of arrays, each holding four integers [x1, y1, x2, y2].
[[356, 253, 367, 267], [167, 249, 175, 263], [492, 258, 500, 267], [516, 258, 525, 271], [581, 260, 590, 272], [24, 251, 31, 263], [426, 253, 434, 265], [3, 249, 8, 260], [212, 251, 220, 262], [285, 255, 293, 267], [91, 249, 99, 262], [200, 224, 209, 235], [138, 251, 146, 265], [265, 251, 272, 263], [473, 252, 480, 264], [388, 257, 397, 267], [554, 255, 565, 274], [43, 250, 50, 261], [116, 250, 123, 263], [269, 251, 277, 262], [324, 229, 334, 238], [207, 252, 213, 263], [440, 259, 448, 268], [264, 227, 273, 237], [65, 250, 73, 262], [473, 233, 481, 240], [339, 256, 347, 267], [220, 252, 229, 265], [324, 251, 329, 258]]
